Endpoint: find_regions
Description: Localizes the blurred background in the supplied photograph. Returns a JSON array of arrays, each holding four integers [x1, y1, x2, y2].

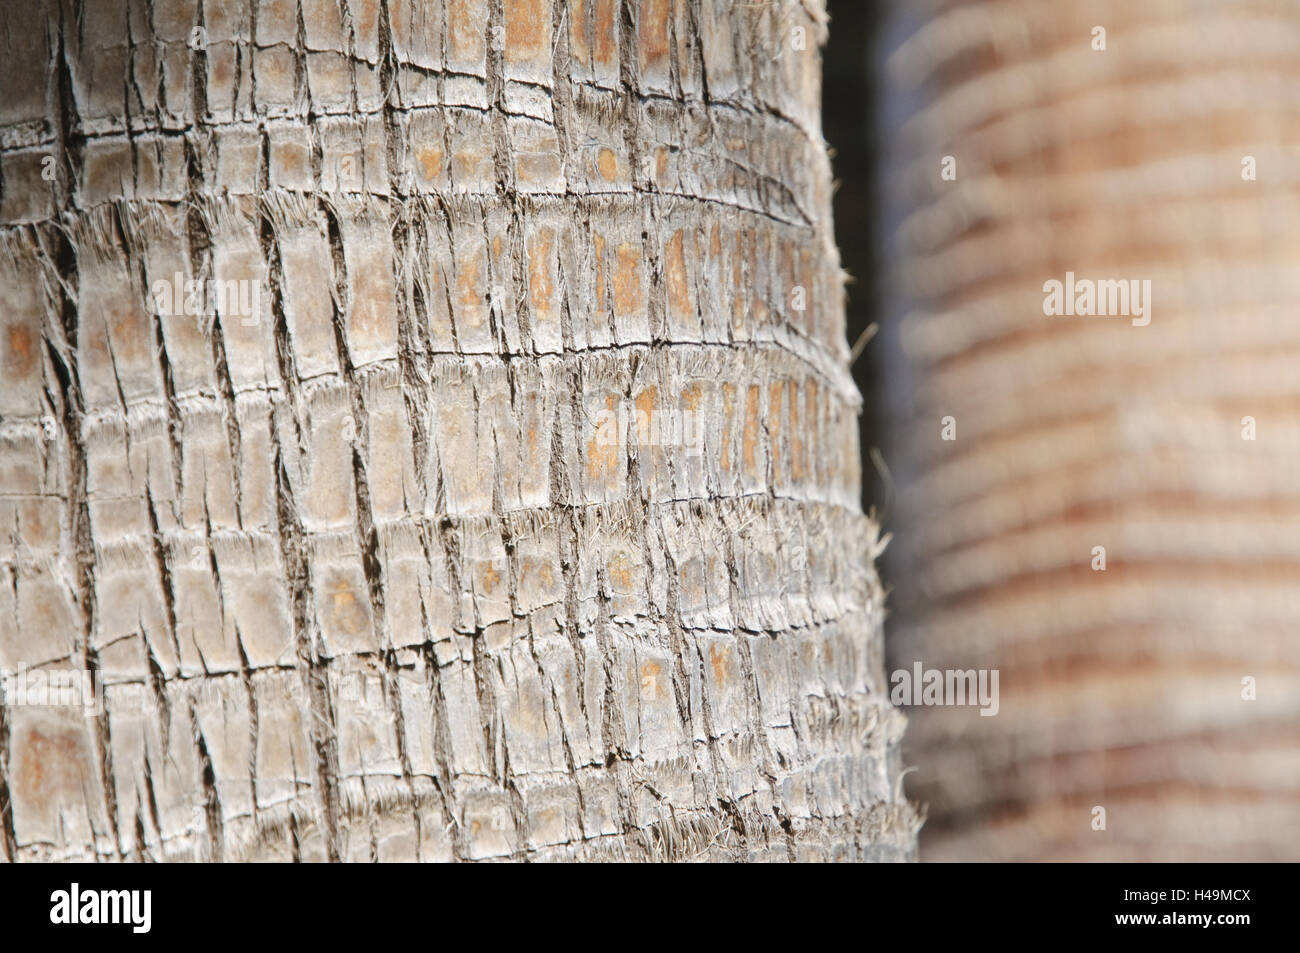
[[826, 0, 1300, 860]]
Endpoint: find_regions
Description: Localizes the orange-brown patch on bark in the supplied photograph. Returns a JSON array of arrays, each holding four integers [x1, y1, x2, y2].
[[768, 381, 784, 436], [504, 0, 548, 62], [742, 384, 760, 477], [527, 227, 555, 320], [680, 381, 701, 414], [592, 233, 606, 311], [5, 322, 36, 378], [635, 386, 657, 446], [594, 0, 617, 66], [613, 243, 642, 316], [16, 722, 90, 804], [456, 254, 484, 317], [210, 48, 234, 88], [520, 556, 554, 590], [448, 0, 482, 61], [326, 574, 369, 636], [665, 229, 693, 319], [788, 379, 803, 481], [570, 0, 591, 64], [753, 230, 770, 326], [417, 146, 443, 184], [480, 561, 502, 594], [640, 661, 663, 700], [720, 383, 735, 472], [732, 230, 747, 330], [108, 298, 148, 366], [708, 643, 731, 685], [638, 0, 671, 70], [351, 258, 392, 340], [585, 393, 620, 483], [596, 147, 619, 181], [804, 379, 819, 483], [608, 550, 635, 593]]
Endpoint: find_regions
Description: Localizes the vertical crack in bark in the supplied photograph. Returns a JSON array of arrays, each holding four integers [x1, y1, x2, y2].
[[294, 0, 311, 115], [722, 505, 795, 861], [144, 484, 188, 682], [0, 690, 17, 859], [657, 511, 741, 859], [191, 707, 224, 861], [485, 0, 511, 198], [549, 0, 575, 196], [53, 6, 81, 210], [414, 581, 467, 860], [273, 440, 341, 862], [234, 627, 260, 840], [37, 213, 124, 860], [378, 0, 432, 510], [264, 190, 341, 860], [617, 0, 644, 192], [208, 310, 245, 529], [553, 367, 588, 721], [684, 0, 711, 104], [320, 203, 387, 636], [138, 241, 187, 513], [467, 624, 502, 783], [591, 563, 635, 837], [140, 749, 164, 861]]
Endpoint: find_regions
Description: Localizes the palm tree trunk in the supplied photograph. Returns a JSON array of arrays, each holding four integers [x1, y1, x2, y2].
[[0, 0, 916, 861], [879, 0, 1300, 860]]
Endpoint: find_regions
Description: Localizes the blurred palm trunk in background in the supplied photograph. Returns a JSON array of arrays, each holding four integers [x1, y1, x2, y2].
[[878, 0, 1300, 860]]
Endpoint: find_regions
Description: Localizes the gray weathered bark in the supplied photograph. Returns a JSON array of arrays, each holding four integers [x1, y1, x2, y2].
[[0, 0, 917, 861]]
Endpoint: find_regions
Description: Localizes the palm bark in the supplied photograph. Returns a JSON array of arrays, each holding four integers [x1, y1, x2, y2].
[[879, 0, 1300, 860], [0, 0, 916, 861]]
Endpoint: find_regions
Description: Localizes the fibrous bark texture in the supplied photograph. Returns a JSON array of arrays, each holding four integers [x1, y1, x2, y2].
[[879, 0, 1300, 860], [0, 0, 917, 861]]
